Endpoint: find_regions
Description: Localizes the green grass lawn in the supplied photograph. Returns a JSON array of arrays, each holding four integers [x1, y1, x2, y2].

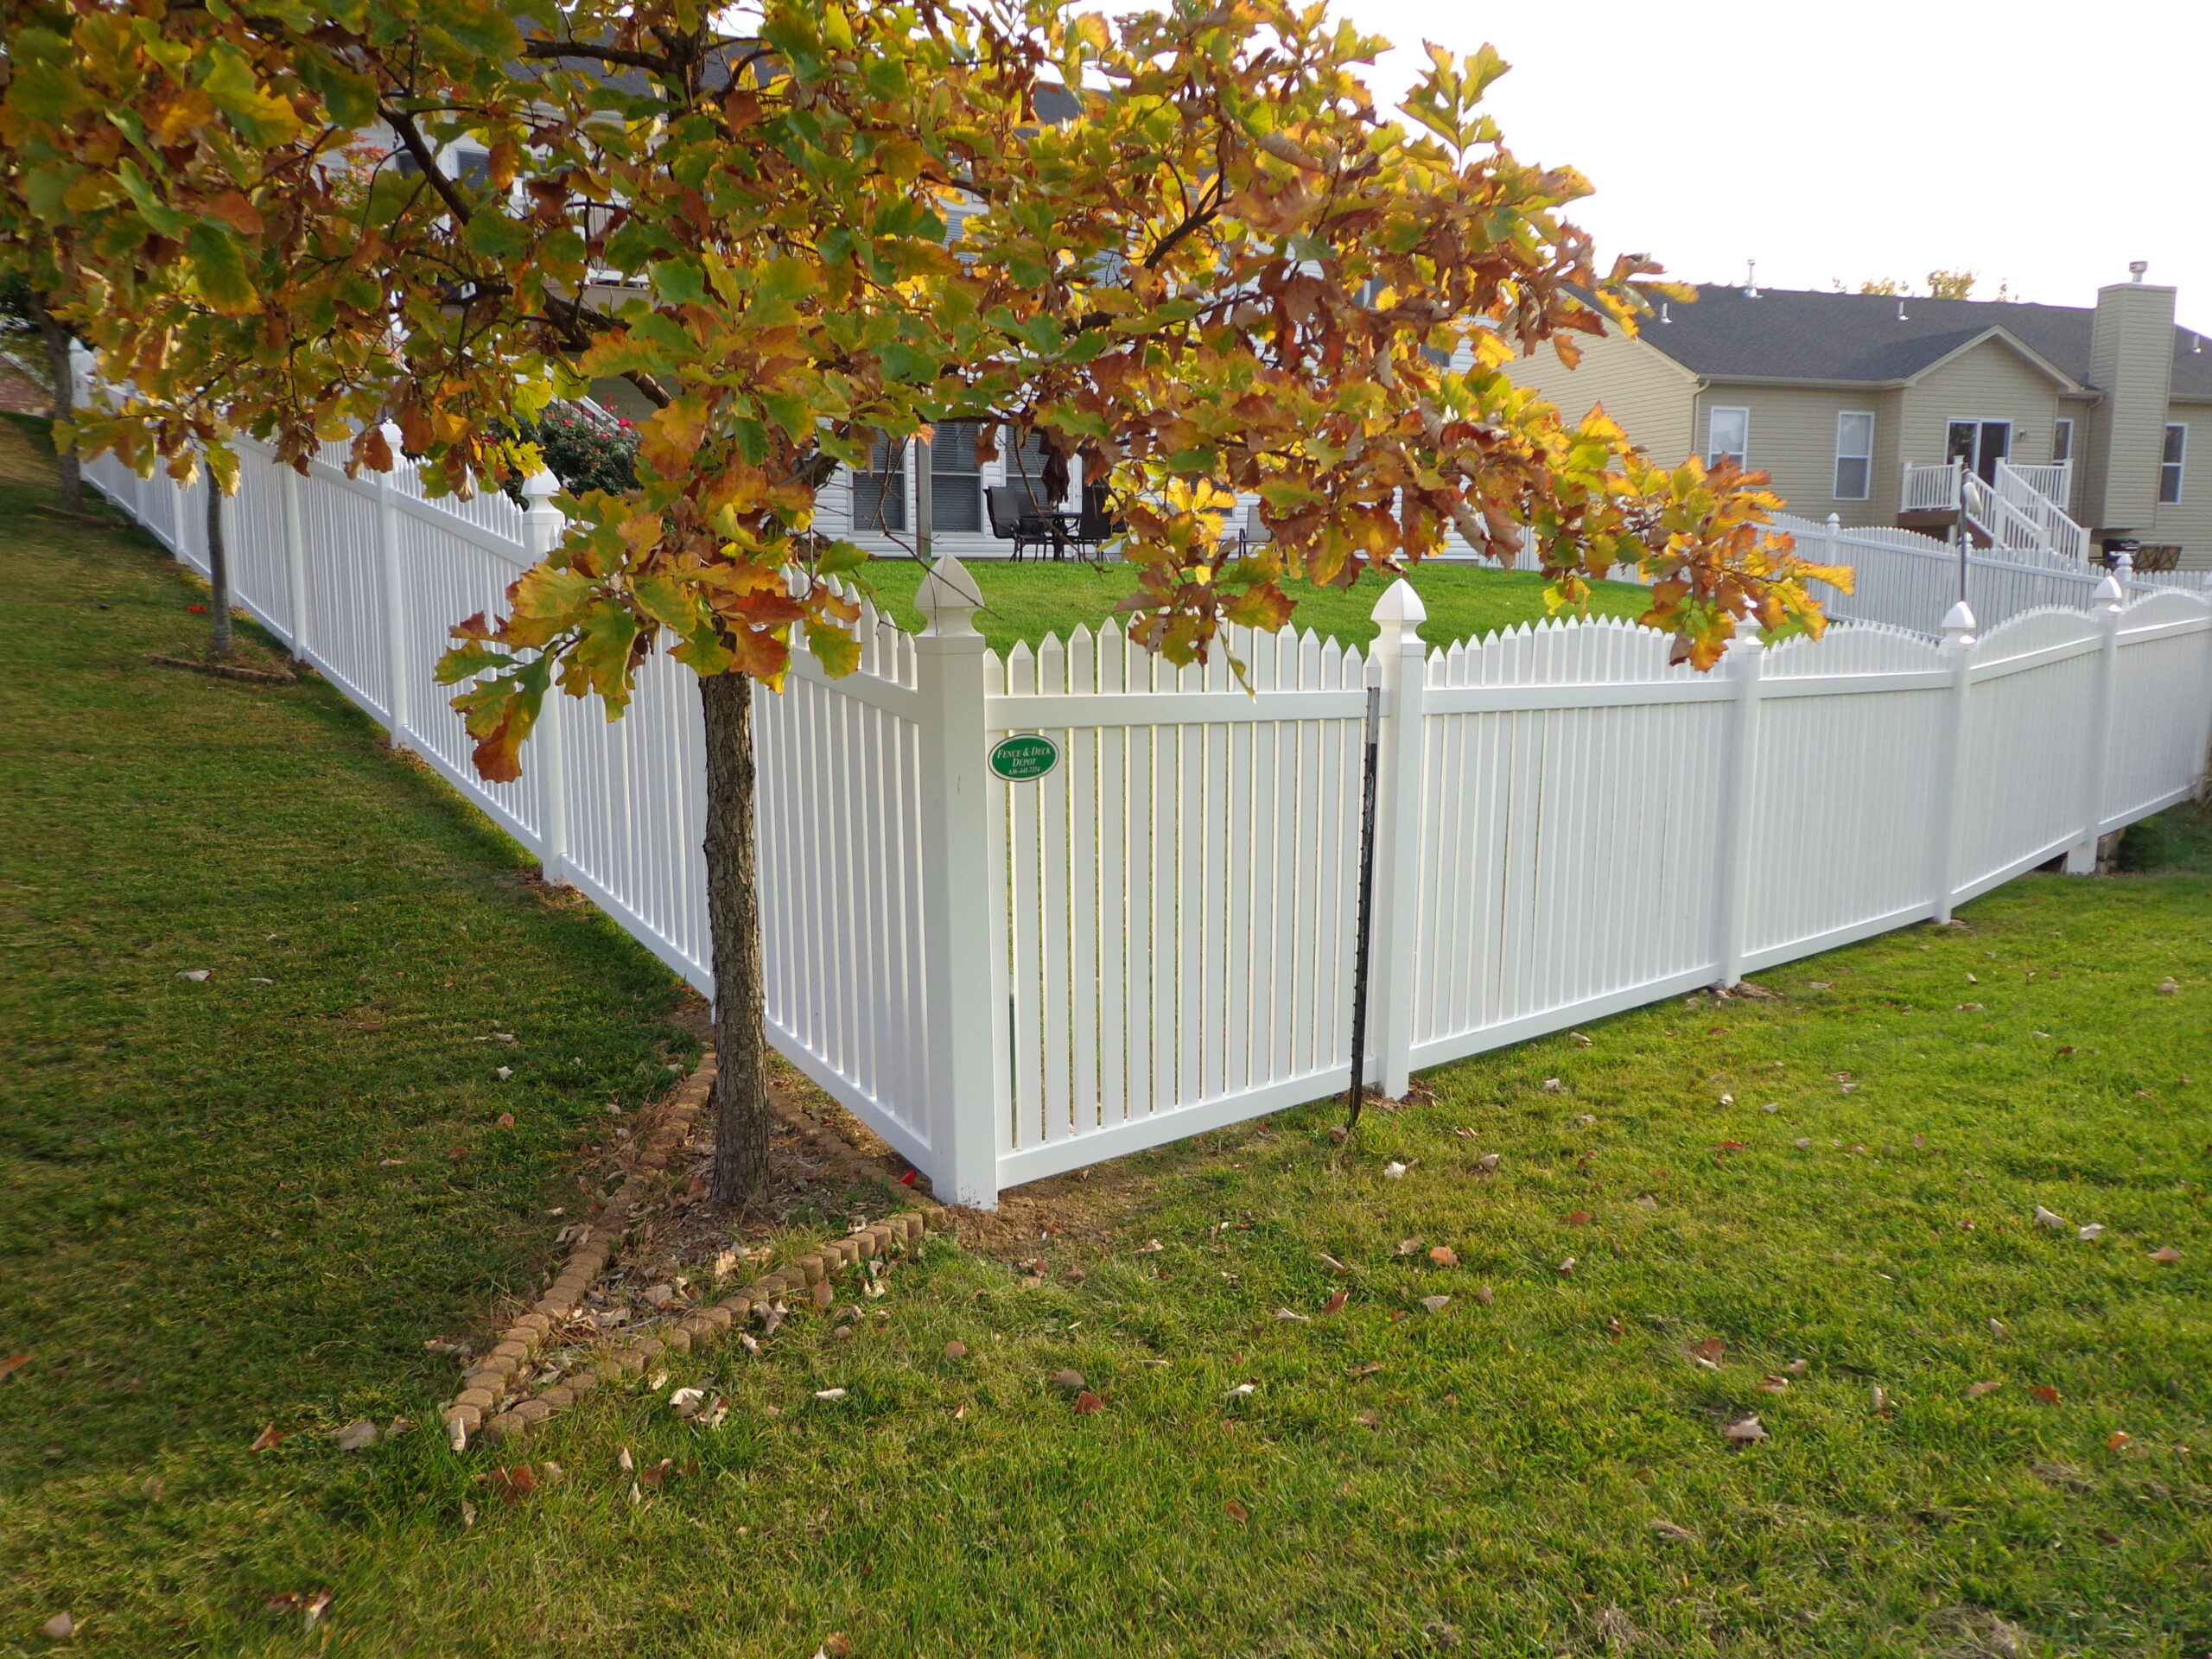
[[3, 423, 2210, 1656], [855, 553, 1654, 657]]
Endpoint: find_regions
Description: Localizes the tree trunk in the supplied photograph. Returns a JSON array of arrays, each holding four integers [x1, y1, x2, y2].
[[204, 474, 234, 655], [35, 302, 80, 512], [699, 669, 770, 1204]]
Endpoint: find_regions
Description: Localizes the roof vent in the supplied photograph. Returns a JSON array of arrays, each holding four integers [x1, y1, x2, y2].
[[2129, 260, 2150, 283], [1743, 258, 1758, 298], [1896, 299, 1909, 322], [1659, 301, 1671, 324], [2193, 333, 2203, 354]]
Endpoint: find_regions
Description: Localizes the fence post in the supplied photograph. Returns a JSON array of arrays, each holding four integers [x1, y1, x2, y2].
[[374, 424, 410, 746], [913, 555, 1001, 1209], [280, 463, 310, 661], [2063, 573, 2126, 874], [1929, 601, 1976, 923], [520, 470, 571, 887], [1366, 578, 1428, 1098], [1712, 632, 1767, 986]]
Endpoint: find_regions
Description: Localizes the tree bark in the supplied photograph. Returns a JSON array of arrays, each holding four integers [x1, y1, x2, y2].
[[204, 474, 234, 655], [35, 302, 80, 512], [699, 669, 770, 1204]]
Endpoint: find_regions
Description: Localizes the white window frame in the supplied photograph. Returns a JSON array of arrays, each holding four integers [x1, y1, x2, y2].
[[1833, 410, 1874, 500], [1706, 405, 1749, 470], [2052, 418, 2074, 464], [2159, 423, 2186, 505]]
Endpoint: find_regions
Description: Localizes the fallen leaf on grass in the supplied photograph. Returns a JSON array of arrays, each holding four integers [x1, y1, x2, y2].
[[333, 1419, 379, 1451], [1427, 1245, 1459, 1268], [2108, 1431, 2132, 1451], [2155, 977, 2178, 995], [1321, 1291, 1349, 1315], [248, 1425, 285, 1452], [1135, 1239, 1163, 1254], [669, 1387, 705, 1415], [1395, 1237, 1422, 1256], [1419, 1295, 1452, 1315], [176, 969, 210, 982], [2030, 1385, 2061, 1405], [813, 1637, 853, 1659], [494, 1110, 515, 1128], [1347, 1363, 1382, 1378], [1870, 1386, 1887, 1411], [1474, 1283, 1495, 1305], [1967, 1380, 2004, 1399], [944, 1341, 969, 1360], [41, 1612, 73, 1640], [493, 1066, 512, 1082], [1224, 1499, 1249, 1522], [1757, 1375, 1790, 1393], [1073, 1390, 1105, 1414], [1651, 1520, 1694, 1543], [486, 1465, 536, 1503], [1988, 1319, 2008, 1340], [1225, 1382, 1255, 1398], [2077, 1224, 2105, 1241], [1563, 1210, 1592, 1227], [1691, 1338, 1727, 1368], [1051, 1369, 1086, 1391], [812, 1388, 848, 1402], [2034, 1205, 2068, 1230], [1351, 1410, 1378, 1428], [1634, 1194, 1658, 1211], [639, 1457, 687, 1488], [2147, 1245, 2182, 1264], [1475, 1152, 1501, 1173], [0, 1353, 31, 1382], [1721, 1416, 1769, 1443], [1605, 1318, 1625, 1342], [1274, 1308, 1310, 1324], [1555, 1257, 1576, 1276], [1382, 1161, 1409, 1179]]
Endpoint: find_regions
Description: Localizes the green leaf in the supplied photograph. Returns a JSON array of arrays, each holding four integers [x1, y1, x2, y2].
[[650, 260, 707, 306], [185, 224, 259, 315], [462, 212, 529, 262], [197, 44, 300, 146]]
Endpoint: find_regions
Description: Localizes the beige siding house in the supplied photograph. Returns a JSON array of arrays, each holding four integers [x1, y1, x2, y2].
[[1508, 272, 2212, 569]]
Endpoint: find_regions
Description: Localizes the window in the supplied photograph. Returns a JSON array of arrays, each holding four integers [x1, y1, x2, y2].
[[929, 422, 985, 533], [2159, 423, 2187, 505], [853, 435, 906, 533], [1706, 406, 1748, 469], [1834, 411, 1874, 500], [2052, 419, 2074, 464]]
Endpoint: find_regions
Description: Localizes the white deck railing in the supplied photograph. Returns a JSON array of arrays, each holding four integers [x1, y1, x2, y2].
[[79, 425, 2212, 1209], [1902, 460, 1962, 512]]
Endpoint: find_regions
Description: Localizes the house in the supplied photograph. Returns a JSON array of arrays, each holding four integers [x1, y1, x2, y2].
[[1505, 270, 2212, 570]]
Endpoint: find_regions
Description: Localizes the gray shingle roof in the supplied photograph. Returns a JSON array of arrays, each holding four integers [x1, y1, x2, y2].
[[1637, 285, 2212, 398]]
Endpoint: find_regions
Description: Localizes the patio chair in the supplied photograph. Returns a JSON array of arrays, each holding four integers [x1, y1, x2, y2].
[[986, 484, 1052, 561]]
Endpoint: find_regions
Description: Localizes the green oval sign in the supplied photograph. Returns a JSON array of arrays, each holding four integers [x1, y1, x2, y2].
[[988, 732, 1061, 782]]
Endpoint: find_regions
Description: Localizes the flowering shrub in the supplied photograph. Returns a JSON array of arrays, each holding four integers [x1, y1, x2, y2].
[[503, 404, 639, 499]]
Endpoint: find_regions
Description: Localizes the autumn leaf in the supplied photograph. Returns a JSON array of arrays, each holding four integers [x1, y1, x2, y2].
[[2107, 1431, 2131, 1451], [1564, 1210, 1592, 1226], [1967, 1380, 2004, 1400], [0, 1353, 30, 1382], [2030, 1384, 2061, 1405], [1690, 1338, 1726, 1369], [1052, 1370, 1086, 1392], [2147, 1245, 2182, 1264], [1321, 1291, 1348, 1315], [248, 1424, 285, 1452], [485, 1465, 537, 1503], [1073, 1391, 1105, 1414], [1722, 1415, 1769, 1443], [1224, 1499, 1249, 1522], [1427, 1245, 1459, 1268]]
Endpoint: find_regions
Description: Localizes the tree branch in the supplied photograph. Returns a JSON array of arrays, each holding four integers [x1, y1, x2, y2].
[[378, 104, 474, 225], [521, 40, 677, 74]]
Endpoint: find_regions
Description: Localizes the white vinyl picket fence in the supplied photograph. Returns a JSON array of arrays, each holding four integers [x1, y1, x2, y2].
[[1780, 511, 2212, 637], [81, 432, 2212, 1208]]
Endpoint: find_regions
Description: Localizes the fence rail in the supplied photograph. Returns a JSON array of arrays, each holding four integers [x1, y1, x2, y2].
[[81, 434, 2212, 1209]]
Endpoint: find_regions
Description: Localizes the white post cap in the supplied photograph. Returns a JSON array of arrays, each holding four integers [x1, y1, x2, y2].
[[917, 554, 984, 638], [1941, 600, 1976, 643]]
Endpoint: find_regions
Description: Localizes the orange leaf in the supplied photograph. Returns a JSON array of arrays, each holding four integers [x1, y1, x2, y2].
[[1564, 1210, 1592, 1226], [249, 1424, 285, 1452], [2107, 1431, 2131, 1451], [205, 189, 264, 237], [2030, 1385, 2060, 1405], [1073, 1390, 1105, 1414], [1320, 1291, 1348, 1315], [486, 1465, 537, 1503], [1224, 1499, 1249, 1522], [1691, 1338, 1726, 1366], [0, 1352, 30, 1382]]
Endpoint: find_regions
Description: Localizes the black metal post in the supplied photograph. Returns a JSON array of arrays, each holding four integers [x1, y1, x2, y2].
[[1344, 682, 1382, 1129]]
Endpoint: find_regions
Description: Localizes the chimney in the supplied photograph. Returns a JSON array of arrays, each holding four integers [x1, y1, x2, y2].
[[2079, 270, 2176, 535]]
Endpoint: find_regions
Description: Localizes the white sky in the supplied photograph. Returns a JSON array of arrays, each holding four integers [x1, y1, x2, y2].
[[1342, 0, 2210, 324]]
